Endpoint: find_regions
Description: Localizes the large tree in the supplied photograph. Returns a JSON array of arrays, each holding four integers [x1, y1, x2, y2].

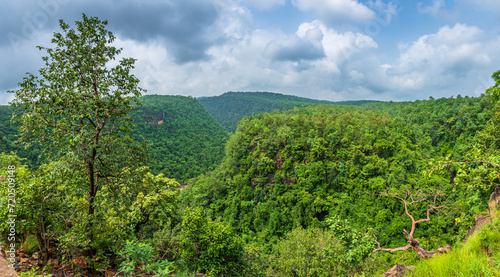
[[10, 14, 146, 251]]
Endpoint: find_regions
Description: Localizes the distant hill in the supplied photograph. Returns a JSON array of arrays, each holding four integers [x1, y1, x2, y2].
[[197, 91, 382, 131], [0, 95, 229, 182], [0, 105, 42, 166], [132, 95, 229, 181]]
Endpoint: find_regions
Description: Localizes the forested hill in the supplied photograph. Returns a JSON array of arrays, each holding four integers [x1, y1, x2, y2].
[[198, 91, 382, 131], [181, 94, 499, 275], [132, 95, 229, 181], [0, 105, 42, 165], [0, 95, 229, 182]]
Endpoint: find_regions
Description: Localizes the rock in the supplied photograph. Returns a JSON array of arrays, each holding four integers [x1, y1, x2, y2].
[[464, 213, 492, 242], [73, 256, 87, 268], [382, 264, 414, 277], [32, 252, 40, 260], [49, 258, 59, 267], [489, 186, 500, 219], [0, 242, 5, 258]]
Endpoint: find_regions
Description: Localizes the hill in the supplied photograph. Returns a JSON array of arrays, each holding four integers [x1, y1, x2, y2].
[[0, 95, 229, 182], [198, 91, 382, 131], [132, 95, 229, 181], [0, 105, 41, 165], [181, 94, 498, 275]]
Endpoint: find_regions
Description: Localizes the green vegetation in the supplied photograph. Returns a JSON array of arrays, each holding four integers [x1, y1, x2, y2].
[[1, 14, 500, 277], [409, 217, 500, 277], [10, 14, 147, 253], [133, 95, 228, 181], [198, 91, 381, 131], [0, 94, 229, 182]]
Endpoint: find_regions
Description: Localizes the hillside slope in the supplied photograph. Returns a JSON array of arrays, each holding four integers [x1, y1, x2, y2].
[[0, 95, 229, 182], [198, 91, 381, 131], [182, 95, 495, 251], [132, 95, 229, 181]]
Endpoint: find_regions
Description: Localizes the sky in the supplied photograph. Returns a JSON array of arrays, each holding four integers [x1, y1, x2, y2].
[[1, 0, 500, 104]]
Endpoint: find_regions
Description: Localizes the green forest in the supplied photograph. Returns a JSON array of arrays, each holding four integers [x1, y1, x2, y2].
[[198, 91, 381, 132], [1, 15, 500, 277]]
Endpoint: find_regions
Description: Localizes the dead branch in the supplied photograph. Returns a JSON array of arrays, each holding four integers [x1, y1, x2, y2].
[[373, 189, 452, 259]]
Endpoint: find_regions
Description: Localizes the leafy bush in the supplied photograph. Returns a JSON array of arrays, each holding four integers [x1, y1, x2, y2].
[[180, 207, 244, 276], [118, 240, 173, 277], [22, 234, 39, 254], [326, 215, 374, 272], [267, 227, 343, 276]]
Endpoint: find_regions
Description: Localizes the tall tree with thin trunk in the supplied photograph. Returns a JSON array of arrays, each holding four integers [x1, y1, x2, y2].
[[9, 14, 146, 253]]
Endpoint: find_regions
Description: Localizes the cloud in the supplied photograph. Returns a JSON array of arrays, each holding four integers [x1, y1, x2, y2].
[[387, 24, 490, 89], [242, 0, 285, 10], [418, 0, 445, 16], [2, 1, 500, 105], [368, 23, 500, 100], [1, 0, 226, 64], [292, 0, 375, 25], [0, 30, 51, 95], [264, 24, 325, 62], [459, 0, 500, 16]]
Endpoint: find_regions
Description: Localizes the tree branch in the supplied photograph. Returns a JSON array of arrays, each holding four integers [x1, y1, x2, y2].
[[374, 190, 452, 258]]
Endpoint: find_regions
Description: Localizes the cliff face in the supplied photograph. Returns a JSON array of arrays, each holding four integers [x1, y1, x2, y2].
[[464, 187, 500, 242], [490, 186, 500, 219]]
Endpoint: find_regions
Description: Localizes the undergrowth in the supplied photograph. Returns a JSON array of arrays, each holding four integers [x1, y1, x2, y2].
[[409, 217, 500, 277]]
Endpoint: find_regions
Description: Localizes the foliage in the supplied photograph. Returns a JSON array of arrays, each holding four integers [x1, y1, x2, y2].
[[118, 240, 173, 277], [198, 91, 381, 131], [133, 95, 228, 181], [266, 227, 343, 276], [182, 105, 461, 250], [180, 207, 244, 276], [0, 94, 229, 182], [0, 105, 41, 167], [326, 215, 373, 271], [409, 220, 500, 277], [19, 268, 52, 277], [0, 152, 180, 272], [486, 69, 500, 102], [22, 234, 39, 254], [9, 14, 146, 252]]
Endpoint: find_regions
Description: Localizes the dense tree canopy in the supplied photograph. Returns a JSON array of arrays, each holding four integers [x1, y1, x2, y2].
[[133, 95, 228, 181], [9, 14, 147, 253], [198, 91, 381, 131]]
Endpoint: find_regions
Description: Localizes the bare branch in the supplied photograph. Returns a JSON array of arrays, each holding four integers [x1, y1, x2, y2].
[[374, 190, 453, 258]]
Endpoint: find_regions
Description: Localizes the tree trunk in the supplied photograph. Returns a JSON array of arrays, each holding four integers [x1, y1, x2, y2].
[[87, 159, 96, 256], [403, 230, 451, 259]]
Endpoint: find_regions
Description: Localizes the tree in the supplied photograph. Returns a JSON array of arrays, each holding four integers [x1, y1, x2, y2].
[[9, 14, 146, 253], [486, 70, 500, 102], [373, 189, 452, 259], [180, 207, 244, 276]]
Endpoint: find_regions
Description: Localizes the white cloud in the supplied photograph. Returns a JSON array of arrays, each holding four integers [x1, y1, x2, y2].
[[264, 23, 326, 62], [242, 0, 285, 10], [387, 24, 490, 89], [460, 0, 500, 15], [292, 0, 375, 25], [376, 23, 499, 100], [418, 0, 445, 16]]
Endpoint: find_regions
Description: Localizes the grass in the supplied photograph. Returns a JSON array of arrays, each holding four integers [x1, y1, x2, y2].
[[408, 219, 500, 277]]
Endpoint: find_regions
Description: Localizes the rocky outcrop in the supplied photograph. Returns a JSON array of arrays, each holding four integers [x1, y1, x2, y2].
[[382, 264, 414, 277], [464, 213, 492, 242], [489, 186, 500, 219], [464, 186, 500, 242]]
